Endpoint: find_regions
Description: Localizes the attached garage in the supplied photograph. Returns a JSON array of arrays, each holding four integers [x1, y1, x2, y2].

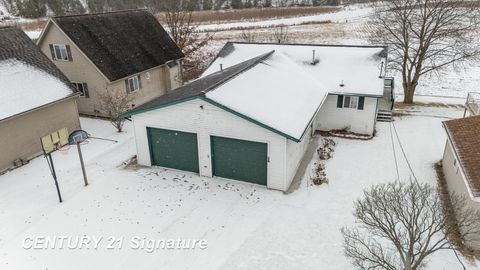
[[122, 51, 327, 191], [147, 128, 199, 173]]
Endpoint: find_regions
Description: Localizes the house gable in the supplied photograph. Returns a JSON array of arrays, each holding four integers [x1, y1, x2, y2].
[[42, 10, 184, 82], [37, 19, 111, 83]]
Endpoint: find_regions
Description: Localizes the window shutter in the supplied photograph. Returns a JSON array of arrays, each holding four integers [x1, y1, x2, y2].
[[49, 44, 56, 60], [137, 75, 142, 89], [125, 79, 130, 94], [66, 45, 73, 61], [337, 95, 344, 108], [82, 83, 89, 98], [358, 96, 365, 110]]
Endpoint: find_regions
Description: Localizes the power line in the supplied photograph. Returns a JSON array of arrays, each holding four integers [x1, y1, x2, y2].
[[391, 121, 418, 181], [389, 122, 400, 180]]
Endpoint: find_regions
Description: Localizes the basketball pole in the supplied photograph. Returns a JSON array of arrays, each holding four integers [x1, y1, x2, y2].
[[76, 142, 88, 186], [47, 153, 63, 203]]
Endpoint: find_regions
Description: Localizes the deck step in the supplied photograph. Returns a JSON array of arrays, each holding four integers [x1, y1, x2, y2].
[[377, 110, 393, 122]]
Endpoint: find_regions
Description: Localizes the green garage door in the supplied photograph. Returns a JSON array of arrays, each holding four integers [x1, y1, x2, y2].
[[147, 127, 199, 173], [211, 136, 268, 185]]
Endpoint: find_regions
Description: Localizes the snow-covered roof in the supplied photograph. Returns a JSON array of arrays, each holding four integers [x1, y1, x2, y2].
[[206, 51, 327, 140], [0, 59, 75, 121], [0, 27, 77, 121], [204, 42, 387, 97], [123, 50, 328, 141]]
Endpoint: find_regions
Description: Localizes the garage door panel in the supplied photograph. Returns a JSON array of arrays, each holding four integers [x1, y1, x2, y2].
[[211, 136, 267, 185], [147, 128, 199, 173]]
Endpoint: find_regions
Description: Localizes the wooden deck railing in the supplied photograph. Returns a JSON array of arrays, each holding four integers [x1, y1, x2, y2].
[[466, 92, 480, 116]]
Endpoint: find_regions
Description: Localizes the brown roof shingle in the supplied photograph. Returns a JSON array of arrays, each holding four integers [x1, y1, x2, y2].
[[52, 10, 184, 81], [444, 115, 480, 197]]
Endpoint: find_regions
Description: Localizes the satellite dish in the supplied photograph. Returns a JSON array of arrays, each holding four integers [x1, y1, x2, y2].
[[145, 72, 151, 80], [68, 130, 89, 145]]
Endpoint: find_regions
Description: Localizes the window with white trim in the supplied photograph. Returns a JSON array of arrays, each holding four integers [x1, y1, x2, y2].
[[126, 76, 141, 93], [343, 96, 359, 109], [53, 44, 69, 61], [73, 82, 89, 98]]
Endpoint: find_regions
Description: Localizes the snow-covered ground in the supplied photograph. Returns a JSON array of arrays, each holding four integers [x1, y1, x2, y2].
[[0, 101, 476, 269]]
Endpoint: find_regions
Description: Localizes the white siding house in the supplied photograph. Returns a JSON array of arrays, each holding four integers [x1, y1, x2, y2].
[[123, 42, 390, 192], [205, 42, 388, 136]]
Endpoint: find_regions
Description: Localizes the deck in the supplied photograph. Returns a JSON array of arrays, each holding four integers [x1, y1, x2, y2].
[[466, 92, 480, 116]]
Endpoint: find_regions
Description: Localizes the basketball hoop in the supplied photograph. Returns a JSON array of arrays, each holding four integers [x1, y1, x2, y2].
[[68, 130, 90, 145]]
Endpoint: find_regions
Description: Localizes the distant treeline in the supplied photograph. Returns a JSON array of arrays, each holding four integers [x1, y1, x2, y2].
[[0, 0, 344, 18]]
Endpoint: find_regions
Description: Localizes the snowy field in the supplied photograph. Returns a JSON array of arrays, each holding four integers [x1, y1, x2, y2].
[[0, 102, 477, 269], [203, 4, 480, 99]]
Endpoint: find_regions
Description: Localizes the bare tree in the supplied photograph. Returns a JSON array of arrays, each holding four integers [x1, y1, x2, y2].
[[270, 24, 290, 43], [162, 2, 213, 81], [98, 89, 136, 132], [370, 0, 480, 104], [342, 180, 480, 270], [240, 28, 258, 42]]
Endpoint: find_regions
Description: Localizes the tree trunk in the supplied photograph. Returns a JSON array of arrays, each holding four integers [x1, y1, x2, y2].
[[403, 83, 417, 104]]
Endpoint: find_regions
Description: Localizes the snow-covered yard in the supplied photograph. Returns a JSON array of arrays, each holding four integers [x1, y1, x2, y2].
[[0, 101, 476, 269]]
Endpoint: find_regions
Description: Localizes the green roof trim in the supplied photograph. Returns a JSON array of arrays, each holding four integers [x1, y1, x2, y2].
[[120, 95, 302, 142], [199, 97, 301, 142], [118, 96, 199, 118]]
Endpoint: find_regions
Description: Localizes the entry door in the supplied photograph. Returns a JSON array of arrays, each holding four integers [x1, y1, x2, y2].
[[211, 136, 268, 185], [147, 127, 199, 173]]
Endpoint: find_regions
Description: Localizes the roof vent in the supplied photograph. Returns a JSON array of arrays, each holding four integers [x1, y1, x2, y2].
[[220, 64, 223, 72], [340, 80, 345, 87]]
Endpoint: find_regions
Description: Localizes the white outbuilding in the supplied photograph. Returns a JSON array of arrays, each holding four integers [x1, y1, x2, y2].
[[122, 43, 391, 191]]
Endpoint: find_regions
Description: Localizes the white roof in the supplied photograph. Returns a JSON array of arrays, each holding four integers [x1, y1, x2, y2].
[[204, 43, 387, 96], [206, 51, 328, 140], [0, 59, 74, 121]]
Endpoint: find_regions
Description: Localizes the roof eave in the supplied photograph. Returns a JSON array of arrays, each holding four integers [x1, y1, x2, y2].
[[443, 125, 480, 201], [0, 93, 80, 124]]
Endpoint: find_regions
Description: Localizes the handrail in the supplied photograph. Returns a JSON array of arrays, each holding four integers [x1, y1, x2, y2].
[[466, 92, 480, 115]]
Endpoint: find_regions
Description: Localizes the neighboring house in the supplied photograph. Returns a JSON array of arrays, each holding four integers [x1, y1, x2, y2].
[[204, 42, 393, 135], [36, 10, 184, 116], [121, 42, 393, 192], [442, 116, 480, 250], [0, 27, 81, 172]]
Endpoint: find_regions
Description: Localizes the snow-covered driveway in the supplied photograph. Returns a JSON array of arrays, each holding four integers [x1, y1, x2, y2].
[[0, 104, 476, 270]]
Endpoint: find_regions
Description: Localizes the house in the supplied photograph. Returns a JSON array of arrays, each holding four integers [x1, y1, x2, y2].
[[442, 116, 480, 250], [121, 51, 328, 191], [0, 27, 81, 172], [121, 42, 392, 191], [36, 10, 184, 116], [204, 42, 392, 135]]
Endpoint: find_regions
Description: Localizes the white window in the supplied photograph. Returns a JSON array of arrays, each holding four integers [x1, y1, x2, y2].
[[53, 44, 69, 61], [73, 82, 88, 97], [343, 96, 359, 109], [453, 158, 459, 174], [127, 76, 141, 93]]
